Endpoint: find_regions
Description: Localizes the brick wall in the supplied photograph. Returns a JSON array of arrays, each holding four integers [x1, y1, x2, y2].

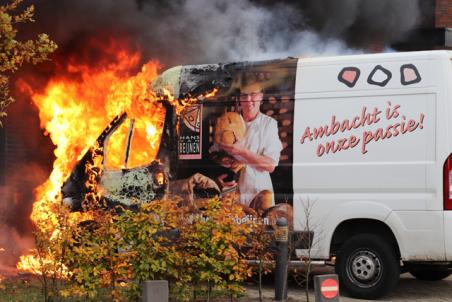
[[436, 0, 452, 28]]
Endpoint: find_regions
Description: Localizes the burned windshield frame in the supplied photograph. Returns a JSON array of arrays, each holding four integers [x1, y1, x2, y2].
[[124, 119, 135, 169], [102, 117, 130, 171]]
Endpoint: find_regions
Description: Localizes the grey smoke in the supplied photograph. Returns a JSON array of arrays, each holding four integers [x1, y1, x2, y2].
[[0, 224, 34, 271], [28, 0, 424, 66], [146, 0, 356, 62], [0, 156, 50, 270], [293, 0, 422, 47]]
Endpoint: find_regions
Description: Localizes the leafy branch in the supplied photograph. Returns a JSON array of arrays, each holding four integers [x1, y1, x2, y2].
[[0, 0, 57, 125]]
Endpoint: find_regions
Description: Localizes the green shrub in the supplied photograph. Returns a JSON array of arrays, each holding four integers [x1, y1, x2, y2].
[[54, 197, 254, 301]]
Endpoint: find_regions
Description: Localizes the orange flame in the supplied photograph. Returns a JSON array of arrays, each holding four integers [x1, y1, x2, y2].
[[16, 40, 217, 274], [20, 57, 163, 230], [15, 42, 167, 272]]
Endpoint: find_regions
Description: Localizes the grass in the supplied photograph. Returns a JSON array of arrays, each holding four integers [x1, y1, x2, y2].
[[0, 274, 109, 302], [0, 275, 45, 302], [0, 274, 299, 302]]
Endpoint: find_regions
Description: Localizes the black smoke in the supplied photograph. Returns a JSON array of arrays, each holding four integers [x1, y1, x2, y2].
[[25, 0, 427, 66]]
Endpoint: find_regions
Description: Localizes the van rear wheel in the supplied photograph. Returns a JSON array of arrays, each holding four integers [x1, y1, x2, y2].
[[336, 233, 400, 299], [410, 268, 451, 281]]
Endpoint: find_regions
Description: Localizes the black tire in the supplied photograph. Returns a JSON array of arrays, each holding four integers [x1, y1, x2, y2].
[[336, 233, 400, 299], [410, 268, 451, 281]]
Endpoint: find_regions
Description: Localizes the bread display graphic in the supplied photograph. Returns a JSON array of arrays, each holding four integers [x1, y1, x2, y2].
[[214, 112, 246, 146], [249, 189, 273, 213]]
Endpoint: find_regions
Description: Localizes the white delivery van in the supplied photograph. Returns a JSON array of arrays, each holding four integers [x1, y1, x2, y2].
[[63, 50, 452, 299], [293, 50, 452, 299]]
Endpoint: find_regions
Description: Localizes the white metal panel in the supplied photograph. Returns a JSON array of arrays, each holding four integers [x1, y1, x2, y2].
[[445, 212, 452, 260], [296, 51, 444, 95], [292, 51, 450, 261], [386, 211, 445, 261], [293, 93, 435, 211], [294, 197, 393, 259], [443, 58, 452, 260]]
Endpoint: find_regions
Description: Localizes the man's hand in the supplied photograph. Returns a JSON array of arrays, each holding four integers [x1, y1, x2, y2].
[[217, 173, 237, 190], [219, 142, 277, 173], [219, 141, 245, 158]]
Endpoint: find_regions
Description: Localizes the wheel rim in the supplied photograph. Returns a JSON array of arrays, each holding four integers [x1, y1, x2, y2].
[[346, 249, 383, 288]]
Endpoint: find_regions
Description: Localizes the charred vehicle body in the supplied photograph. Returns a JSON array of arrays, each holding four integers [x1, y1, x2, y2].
[[61, 59, 296, 216], [61, 110, 170, 212]]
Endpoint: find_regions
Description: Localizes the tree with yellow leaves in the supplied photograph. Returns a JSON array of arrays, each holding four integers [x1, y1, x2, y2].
[[0, 0, 57, 126]]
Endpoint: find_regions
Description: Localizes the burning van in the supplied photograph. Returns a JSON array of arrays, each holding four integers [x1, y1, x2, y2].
[[62, 58, 296, 219], [61, 111, 169, 211], [62, 50, 452, 300]]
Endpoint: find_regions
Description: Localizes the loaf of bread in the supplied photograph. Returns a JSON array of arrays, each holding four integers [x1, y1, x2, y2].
[[214, 112, 246, 146]]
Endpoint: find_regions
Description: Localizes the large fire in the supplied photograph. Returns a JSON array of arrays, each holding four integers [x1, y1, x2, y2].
[[21, 49, 164, 226], [15, 41, 172, 273], [15, 39, 218, 274], [15, 37, 217, 274]]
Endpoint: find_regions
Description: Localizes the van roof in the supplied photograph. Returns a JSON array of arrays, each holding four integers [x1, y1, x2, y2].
[[297, 50, 452, 65]]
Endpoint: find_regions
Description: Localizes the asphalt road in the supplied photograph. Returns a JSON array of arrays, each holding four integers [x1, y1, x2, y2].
[[244, 272, 452, 301]]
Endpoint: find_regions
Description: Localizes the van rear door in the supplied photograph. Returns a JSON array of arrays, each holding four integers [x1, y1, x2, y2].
[[443, 55, 452, 261]]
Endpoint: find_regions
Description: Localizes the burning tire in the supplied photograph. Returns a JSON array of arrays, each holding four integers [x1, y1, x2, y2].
[[336, 233, 400, 299]]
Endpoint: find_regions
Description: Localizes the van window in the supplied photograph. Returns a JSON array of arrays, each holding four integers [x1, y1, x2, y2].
[[127, 118, 161, 168], [103, 113, 166, 171], [104, 119, 130, 170]]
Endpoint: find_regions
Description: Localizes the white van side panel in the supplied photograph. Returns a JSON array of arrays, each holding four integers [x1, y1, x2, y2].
[[444, 57, 452, 260], [293, 51, 450, 261], [445, 212, 452, 260], [294, 200, 393, 259], [386, 211, 444, 260]]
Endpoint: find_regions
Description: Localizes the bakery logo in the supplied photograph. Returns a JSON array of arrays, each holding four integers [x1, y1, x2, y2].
[[179, 104, 202, 159]]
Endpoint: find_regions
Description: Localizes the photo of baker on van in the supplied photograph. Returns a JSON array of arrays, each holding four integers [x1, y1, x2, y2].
[[210, 80, 282, 216], [168, 60, 297, 226]]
